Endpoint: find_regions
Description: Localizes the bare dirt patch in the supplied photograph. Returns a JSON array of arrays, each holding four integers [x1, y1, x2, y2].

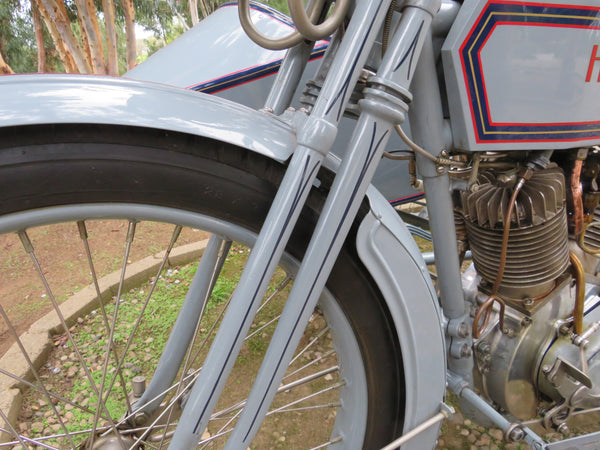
[[0, 221, 209, 356]]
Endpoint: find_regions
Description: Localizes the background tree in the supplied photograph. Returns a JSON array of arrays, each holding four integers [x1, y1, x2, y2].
[[0, 0, 292, 75]]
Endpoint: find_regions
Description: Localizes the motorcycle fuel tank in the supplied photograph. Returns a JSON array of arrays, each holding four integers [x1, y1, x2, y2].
[[442, 0, 600, 151], [127, 2, 424, 206]]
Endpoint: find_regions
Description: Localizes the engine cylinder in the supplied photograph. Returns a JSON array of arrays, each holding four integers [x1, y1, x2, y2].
[[462, 166, 569, 299]]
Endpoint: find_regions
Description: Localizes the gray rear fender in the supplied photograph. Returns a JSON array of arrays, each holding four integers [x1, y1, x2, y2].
[[0, 74, 446, 445]]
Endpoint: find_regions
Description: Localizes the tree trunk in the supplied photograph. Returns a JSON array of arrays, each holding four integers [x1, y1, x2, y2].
[[198, 0, 210, 19], [74, 0, 106, 74], [39, 0, 92, 73], [102, 0, 119, 75], [189, 0, 199, 25], [78, 15, 94, 72], [121, 0, 137, 70], [33, 0, 79, 73], [31, 1, 47, 72], [0, 50, 14, 75]]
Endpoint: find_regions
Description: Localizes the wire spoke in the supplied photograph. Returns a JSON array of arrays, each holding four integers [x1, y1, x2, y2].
[[0, 366, 110, 420], [267, 381, 345, 416], [78, 220, 133, 448], [308, 436, 343, 449], [284, 349, 335, 380], [0, 407, 29, 448], [288, 324, 330, 368], [99, 224, 182, 433], [18, 229, 126, 448]]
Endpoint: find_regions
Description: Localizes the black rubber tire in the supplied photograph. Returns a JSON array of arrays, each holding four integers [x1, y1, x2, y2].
[[0, 124, 404, 449]]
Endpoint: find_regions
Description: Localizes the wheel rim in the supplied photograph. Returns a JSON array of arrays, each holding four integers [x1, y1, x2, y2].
[[0, 204, 367, 449]]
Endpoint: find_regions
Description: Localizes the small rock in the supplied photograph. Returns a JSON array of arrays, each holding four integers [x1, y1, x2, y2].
[[201, 430, 211, 440], [460, 429, 470, 437], [489, 429, 503, 441], [77, 317, 84, 324]]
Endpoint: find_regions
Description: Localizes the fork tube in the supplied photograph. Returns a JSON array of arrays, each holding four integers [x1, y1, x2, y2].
[[263, 40, 314, 114], [408, 35, 473, 378], [169, 1, 391, 447], [225, 4, 442, 448], [133, 235, 231, 416]]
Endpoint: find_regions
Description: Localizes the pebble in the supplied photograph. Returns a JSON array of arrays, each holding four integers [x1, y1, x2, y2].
[[489, 429, 503, 441]]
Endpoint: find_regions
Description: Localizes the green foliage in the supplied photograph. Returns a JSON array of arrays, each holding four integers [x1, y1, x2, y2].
[[1, 0, 297, 74], [0, 0, 37, 73], [262, 0, 290, 15]]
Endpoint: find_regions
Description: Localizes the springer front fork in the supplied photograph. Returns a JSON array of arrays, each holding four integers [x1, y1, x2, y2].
[[161, 1, 444, 447]]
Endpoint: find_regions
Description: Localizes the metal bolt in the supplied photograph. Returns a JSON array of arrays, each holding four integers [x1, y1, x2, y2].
[[503, 328, 515, 337], [457, 322, 470, 338], [542, 365, 551, 374], [133, 411, 148, 426], [523, 298, 534, 307], [557, 423, 569, 435], [436, 165, 446, 174], [508, 427, 525, 442], [461, 344, 472, 358], [132, 375, 146, 398], [478, 342, 491, 353], [521, 316, 532, 326]]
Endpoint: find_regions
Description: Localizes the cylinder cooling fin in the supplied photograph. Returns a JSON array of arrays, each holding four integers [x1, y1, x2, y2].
[[461, 166, 569, 299]]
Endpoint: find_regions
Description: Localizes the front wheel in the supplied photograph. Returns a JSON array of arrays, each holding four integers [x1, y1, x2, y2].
[[0, 125, 404, 449]]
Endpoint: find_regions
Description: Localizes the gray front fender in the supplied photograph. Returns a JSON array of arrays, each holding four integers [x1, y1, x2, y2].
[[358, 186, 446, 450], [0, 74, 296, 162]]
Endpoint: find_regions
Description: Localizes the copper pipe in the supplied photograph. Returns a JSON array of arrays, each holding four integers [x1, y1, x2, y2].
[[571, 159, 584, 236], [569, 251, 585, 335], [492, 174, 527, 294], [473, 295, 506, 339], [578, 222, 600, 255], [473, 172, 529, 339]]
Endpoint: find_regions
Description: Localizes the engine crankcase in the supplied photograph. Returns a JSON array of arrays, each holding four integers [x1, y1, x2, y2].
[[472, 277, 600, 422]]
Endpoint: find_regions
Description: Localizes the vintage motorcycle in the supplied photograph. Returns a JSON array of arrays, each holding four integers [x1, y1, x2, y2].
[[0, 0, 598, 448]]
